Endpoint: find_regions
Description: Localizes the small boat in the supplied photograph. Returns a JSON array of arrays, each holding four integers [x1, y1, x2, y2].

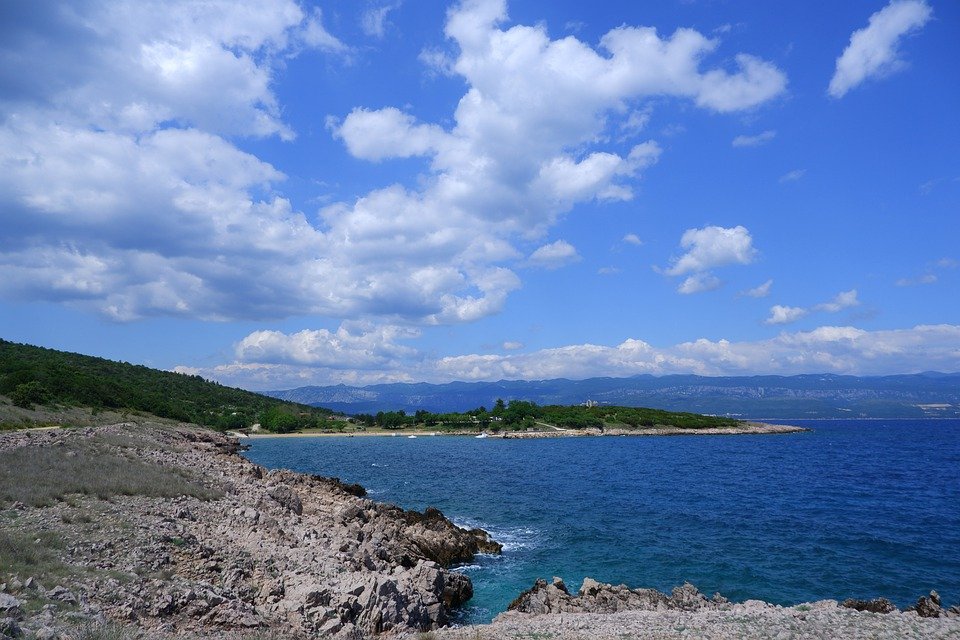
[[407, 435, 417, 439], [475, 433, 489, 439]]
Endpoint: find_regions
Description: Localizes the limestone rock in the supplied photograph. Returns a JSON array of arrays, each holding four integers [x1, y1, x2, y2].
[[0, 617, 23, 639], [509, 578, 720, 616], [0, 595, 23, 621], [913, 591, 944, 618], [267, 484, 303, 515], [841, 597, 898, 614]]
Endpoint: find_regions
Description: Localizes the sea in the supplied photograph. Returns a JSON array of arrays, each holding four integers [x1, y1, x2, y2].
[[243, 419, 960, 623]]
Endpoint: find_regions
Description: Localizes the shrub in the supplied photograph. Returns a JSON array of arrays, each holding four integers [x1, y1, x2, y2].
[[11, 381, 49, 408]]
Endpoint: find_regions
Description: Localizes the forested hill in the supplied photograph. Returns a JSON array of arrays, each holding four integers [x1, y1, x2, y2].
[[267, 373, 960, 419], [0, 339, 333, 431]]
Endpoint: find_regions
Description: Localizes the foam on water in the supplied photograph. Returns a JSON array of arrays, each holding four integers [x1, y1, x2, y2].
[[452, 517, 543, 552]]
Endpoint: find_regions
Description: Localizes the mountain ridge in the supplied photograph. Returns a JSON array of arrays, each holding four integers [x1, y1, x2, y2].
[[266, 372, 960, 419]]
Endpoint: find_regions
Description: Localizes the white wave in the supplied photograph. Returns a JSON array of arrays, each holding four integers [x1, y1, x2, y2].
[[452, 517, 542, 552]]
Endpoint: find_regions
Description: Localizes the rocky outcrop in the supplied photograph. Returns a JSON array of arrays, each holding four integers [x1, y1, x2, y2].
[[459, 578, 960, 640], [0, 423, 501, 638], [911, 590, 946, 618], [841, 596, 898, 613], [508, 577, 727, 615]]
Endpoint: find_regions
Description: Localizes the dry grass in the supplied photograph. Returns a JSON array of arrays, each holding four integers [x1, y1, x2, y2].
[[0, 436, 220, 507]]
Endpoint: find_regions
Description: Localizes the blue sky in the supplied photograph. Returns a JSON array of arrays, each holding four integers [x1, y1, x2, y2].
[[1, 0, 958, 390]]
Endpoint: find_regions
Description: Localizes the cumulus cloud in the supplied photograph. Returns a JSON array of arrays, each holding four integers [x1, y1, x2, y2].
[[815, 289, 860, 313], [765, 289, 860, 325], [740, 279, 773, 298], [829, 0, 932, 98], [732, 130, 776, 147], [765, 305, 808, 325], [622, 233, 644, 246], [678, 273, 722, 295], [665, 225, 757, 276], [527, 240, 581, 270], [0, 0, 785, 326], [235, 323, 419, 369], [185, 323, 960, 388], [662, 225, 756, 294]]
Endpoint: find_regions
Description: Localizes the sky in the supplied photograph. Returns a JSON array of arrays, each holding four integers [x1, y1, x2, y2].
[[1, 0, 958, 390]]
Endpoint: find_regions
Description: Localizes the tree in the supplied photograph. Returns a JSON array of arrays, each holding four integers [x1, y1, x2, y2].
[[11, 381, 49, 409]]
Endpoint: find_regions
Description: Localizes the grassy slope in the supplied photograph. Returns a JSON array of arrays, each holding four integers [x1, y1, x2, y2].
[[0, 339, 332, 430]]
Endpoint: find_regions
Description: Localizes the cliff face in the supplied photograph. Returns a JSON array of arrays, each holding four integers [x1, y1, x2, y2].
[[0, 423, 499, 638]]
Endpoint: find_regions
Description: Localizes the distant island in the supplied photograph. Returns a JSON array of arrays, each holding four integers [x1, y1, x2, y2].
[[267, 372, 960, 419]]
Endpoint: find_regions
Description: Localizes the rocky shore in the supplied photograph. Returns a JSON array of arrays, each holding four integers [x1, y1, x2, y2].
[[3, 421, 957, 640], [0, 422, 499, 638], [435, 577, 960, 640]]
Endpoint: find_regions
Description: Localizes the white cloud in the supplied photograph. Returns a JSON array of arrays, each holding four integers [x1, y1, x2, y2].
[[598, 267, 621, 276], [896, 274, 937, 286], [665, 225, 757, 276], [502, 341, 524, 351], [187, 323, 960, 388], [741, 279, 773, 298], [765, 289, 860, 326], [620, 107, 653, 138], [333, 107, 447, 161], [829, 0, 932, 98], [732, 130, 776, 147], [527, 240, 581, 270], [678, 273, 722, 294], [766, 305, 809, 325], [779, 169, 806, 183], [815, 289, 860, 313], [235, 323, 419, 369], [361, 4, 399, 39], [623, 233, 644, 246], [300, 7, 351, 54], [663, 225, 756, 295], [0, 0, 785, 326]]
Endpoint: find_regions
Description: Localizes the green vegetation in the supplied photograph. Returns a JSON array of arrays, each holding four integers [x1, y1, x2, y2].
[[0, 528, 69, 582], [0, 338, 336, 432], [0, 433, 221, 507], [352, 399, 738, 431]]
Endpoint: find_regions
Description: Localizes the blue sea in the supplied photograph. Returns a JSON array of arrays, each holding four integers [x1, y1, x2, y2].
[[243, 420, 960, 623]]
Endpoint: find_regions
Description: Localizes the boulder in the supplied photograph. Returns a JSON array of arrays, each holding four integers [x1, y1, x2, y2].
[[0, 617, 22, 639], [841, 597, 898, 614], [267, 485, 303, 516], [0, 595, 23, 621], [912, 591, 944, 618]]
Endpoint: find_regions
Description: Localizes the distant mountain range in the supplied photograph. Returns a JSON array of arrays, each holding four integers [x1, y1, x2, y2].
[[266, 372, 960, 419]]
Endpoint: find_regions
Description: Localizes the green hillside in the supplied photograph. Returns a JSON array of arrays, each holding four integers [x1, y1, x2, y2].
[[0, 339, 333, 432]]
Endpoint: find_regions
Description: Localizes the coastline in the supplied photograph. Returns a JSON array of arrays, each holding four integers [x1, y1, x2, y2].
[[4, 421, 955, 640], [0, 422, 501, 638], [240, 421, 810, 440]]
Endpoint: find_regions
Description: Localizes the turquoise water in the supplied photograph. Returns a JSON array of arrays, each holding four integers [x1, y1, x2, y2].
[[243, 420, 960, 622]]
